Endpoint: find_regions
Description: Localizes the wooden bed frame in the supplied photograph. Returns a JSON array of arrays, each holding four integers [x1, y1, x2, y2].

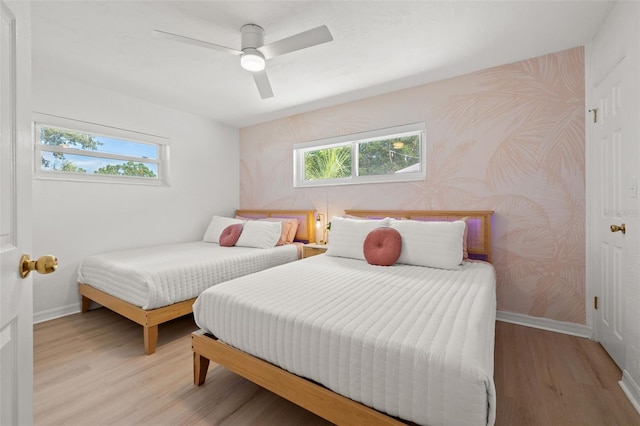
[[192, 209, 493, 425], [345, 209, 493, 262], [79, 209, 316, 355]]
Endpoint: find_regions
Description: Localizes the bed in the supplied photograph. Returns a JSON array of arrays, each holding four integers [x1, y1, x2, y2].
[[78, 209, 316, 355], [191, 210, 496, 426]]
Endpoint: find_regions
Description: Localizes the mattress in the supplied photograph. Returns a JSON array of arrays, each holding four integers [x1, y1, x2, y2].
[[77, 242, 300, 310], [193, 254, 497, 426]]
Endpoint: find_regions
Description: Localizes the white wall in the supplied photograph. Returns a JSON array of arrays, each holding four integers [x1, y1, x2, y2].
[[32, 69, 240, 322]]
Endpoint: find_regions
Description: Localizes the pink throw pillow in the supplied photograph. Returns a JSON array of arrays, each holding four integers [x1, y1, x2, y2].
[[363, 228, 402, 266], [286, 219, 300, 243], [219, 224, 243, 247]]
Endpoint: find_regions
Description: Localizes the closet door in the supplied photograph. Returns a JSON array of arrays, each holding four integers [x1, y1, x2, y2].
[[588, 2, 640, 370]]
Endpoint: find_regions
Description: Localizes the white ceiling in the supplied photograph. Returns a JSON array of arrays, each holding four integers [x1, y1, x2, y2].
[[31, 1, 614, 128]]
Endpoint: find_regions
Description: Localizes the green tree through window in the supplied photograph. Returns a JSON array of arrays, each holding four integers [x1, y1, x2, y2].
[[40, 128, 103, 172], [295, 123, 425, 187], [95, 161, 156, 177], [358, 135, 420, 176], [304, 145, 351, 180], [39, 128, 156, 178]]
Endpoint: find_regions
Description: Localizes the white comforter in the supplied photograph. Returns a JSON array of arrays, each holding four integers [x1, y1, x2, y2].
[[77, 242, 299, 309], [193, 255, 497, 426]]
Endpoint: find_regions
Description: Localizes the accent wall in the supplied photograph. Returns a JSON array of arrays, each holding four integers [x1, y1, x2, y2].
[[240, 47, 585, 325]]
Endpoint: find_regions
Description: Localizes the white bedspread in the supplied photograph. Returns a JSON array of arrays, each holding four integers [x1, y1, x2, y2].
[[193, 255, 496, 426], [77, 242, 299, 310]]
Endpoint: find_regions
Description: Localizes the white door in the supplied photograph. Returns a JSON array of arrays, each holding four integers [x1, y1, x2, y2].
[[591, 54, 639, 369], [0, 2, 38, 425]]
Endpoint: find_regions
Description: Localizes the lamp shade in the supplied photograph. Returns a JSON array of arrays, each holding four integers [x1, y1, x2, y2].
[[240, 48, 266, 72]]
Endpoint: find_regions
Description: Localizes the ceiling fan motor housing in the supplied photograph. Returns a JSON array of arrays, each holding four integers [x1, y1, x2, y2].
[[241, 24, 265, 49]]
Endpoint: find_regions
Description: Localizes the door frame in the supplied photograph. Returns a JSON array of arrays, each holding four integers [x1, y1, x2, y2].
[[584, 42, 596, 340]]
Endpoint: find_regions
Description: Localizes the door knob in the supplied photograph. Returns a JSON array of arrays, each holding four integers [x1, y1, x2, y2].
[[19, 254, 58, 279], [610, 224, 626, 234]]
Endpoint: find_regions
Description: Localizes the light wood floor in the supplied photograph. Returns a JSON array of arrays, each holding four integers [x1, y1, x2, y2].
[[34, 308, 640, 425]]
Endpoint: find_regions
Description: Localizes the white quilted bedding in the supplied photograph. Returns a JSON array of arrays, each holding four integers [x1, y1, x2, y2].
[[77, 242, 299, 310], [193, 255, 496, 426]]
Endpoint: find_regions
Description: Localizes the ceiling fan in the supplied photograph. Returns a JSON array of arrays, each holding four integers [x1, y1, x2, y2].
[[153, 24, 333, 99]]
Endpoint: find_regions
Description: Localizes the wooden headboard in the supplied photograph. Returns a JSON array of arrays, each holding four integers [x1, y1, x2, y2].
[[236, 210, 316, 243], [344, 210, 494, 262]]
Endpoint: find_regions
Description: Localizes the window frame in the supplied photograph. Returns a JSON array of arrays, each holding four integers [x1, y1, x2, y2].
[[33, 112, 170, 186], [293, 122, 426, 188]]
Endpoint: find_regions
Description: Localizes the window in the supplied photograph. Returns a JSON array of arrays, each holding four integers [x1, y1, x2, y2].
[[34, 113, 169, 185], [294, 123, 426, 187]]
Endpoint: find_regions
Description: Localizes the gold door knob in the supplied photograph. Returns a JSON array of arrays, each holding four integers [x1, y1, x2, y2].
[[610, 224, 626, 234], [19, 254, 58, 279]]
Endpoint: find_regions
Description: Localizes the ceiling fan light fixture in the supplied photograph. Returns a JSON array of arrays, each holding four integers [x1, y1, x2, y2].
[[240, 49, 266, 72]]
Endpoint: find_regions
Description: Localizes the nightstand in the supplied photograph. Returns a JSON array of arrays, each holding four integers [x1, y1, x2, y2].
[[302, 243, 328, 258]]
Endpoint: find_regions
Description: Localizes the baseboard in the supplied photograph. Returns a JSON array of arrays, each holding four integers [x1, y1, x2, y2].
[[33, 304, 81, 324], [496, 310, 593, 339], [620, 370, 640, 416]]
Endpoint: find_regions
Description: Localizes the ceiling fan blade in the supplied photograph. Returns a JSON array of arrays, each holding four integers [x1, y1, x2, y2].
[[252, 71, 274, 99], [153, 30, 242, 56], [258, 25, 333, 60]]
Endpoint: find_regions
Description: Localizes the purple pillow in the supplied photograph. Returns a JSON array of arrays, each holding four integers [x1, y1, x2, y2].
[[363, 227, 402, 266], [219, 224, 243, 247]]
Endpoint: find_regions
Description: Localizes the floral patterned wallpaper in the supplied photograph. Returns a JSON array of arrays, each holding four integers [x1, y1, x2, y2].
[[239, 47, 585, 324]]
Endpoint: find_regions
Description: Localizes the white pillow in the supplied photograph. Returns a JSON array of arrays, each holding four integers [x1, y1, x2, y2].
[[391, 219, 465, 269], [325, 216, 390, 260], [203, 215, 245, 243], [235, 220, 281, 249]]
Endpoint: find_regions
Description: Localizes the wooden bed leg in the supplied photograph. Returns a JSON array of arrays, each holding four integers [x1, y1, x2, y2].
[[143, 325, 158, 355], [81, 295, 91, 313], [194, 352, 210, 386]]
